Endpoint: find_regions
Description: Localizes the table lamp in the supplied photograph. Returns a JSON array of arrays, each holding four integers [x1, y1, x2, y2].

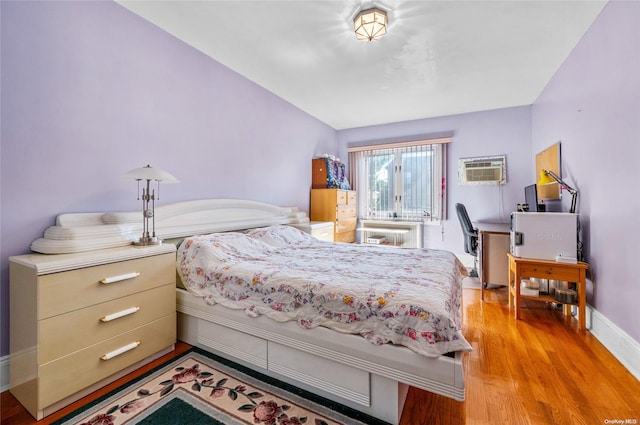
[[121, 164, 179, 245], [538, 169, 578, 214]]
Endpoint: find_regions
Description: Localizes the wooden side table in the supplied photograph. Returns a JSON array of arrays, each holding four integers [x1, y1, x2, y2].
[[507, 253, 589, 330]]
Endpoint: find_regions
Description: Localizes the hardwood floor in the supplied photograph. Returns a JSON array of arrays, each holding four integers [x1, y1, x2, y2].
[[2, 286, 639, 424], [400, 285, 640, 425]]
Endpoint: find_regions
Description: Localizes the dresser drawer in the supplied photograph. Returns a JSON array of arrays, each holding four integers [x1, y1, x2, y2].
[[347, 191, 356, 205], [335, 230, 356, 243], [337, 205, 356, 220], [38, 313, 176, 408], [39, 283, 176, 364], [336, 190, 347, 205], [336, 217, 357, 233], [38, 253, 175, 320]]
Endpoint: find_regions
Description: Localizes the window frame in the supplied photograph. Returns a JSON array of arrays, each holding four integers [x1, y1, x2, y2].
[[348, 137, 450, 224]]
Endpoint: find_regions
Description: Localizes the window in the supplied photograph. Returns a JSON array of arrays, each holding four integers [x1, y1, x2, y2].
[[348, 138, 449, 222]]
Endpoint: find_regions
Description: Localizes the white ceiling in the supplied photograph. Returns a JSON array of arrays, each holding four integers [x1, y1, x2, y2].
[[117, 0, 607, 130]]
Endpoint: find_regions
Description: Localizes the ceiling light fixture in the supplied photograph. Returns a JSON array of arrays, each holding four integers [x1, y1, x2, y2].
[[354, 7, 388, 41]]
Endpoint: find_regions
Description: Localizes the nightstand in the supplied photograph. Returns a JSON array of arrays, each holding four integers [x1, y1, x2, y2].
[[309, 221, 335, 242], [507, 253, 589, 330], [9, 244, 177, 419]]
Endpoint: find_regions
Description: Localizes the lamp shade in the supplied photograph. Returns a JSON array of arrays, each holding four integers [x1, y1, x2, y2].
[[537, 170, 555, 186], [354, 8, 388, 41], [120, 165, 179, 183]]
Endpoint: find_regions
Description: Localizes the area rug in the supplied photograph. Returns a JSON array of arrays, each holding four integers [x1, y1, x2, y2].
[[52, 348, 387, 425]]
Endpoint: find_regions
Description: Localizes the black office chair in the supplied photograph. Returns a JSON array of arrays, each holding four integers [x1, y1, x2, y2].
[[455, 203, 479, 278]]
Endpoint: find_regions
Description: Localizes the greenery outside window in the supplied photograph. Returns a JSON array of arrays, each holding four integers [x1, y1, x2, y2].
[[348, 138, 450, 223]]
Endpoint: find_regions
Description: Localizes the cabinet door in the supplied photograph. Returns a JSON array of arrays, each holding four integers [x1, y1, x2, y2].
[[311, 158, 328, 189], [482, 232, 510, 286]]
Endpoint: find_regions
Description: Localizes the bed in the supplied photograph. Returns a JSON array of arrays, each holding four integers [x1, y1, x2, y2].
[[31, 199, 471, 425]]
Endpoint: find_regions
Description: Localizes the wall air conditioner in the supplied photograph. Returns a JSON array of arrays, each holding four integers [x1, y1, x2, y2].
[[458, 155, 506, 185]]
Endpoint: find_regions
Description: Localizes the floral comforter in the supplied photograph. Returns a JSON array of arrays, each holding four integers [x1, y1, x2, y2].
[[177, 225, 472, 358]]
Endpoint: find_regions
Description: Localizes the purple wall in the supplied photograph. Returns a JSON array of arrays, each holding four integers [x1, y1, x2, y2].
[[0, 1, 336, 356], [532, 1, 640, 342], [337, 106, 533, 254]]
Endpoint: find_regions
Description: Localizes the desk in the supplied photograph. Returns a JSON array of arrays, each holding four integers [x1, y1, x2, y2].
[[476, 222, 510, 301], [507, 253, 589, 330]]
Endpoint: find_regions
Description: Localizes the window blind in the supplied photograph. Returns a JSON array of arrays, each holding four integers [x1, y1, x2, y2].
[[348, 138, 449, 222]]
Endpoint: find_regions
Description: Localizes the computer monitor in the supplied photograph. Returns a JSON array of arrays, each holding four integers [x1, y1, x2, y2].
[[524, 184, 544, 212]]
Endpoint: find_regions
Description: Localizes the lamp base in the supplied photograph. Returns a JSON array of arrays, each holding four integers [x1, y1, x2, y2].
[[134, 236, 161, 246]]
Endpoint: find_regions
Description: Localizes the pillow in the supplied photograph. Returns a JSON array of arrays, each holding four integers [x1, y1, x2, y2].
[[247, 225, 318, 247]]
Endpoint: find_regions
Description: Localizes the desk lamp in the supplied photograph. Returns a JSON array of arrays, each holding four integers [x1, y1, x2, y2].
[[121, 165, 179, 245], [538, 170, 578, 214]]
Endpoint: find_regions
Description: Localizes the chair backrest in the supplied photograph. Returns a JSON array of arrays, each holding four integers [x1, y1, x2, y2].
[[455, 203, 478, 255]]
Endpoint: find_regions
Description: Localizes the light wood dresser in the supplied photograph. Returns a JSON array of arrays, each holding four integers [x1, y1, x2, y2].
[[310, 189, 357, 243], [9, 244, 177, 419]]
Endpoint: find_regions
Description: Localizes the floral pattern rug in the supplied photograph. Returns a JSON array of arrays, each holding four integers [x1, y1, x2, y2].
[[53, 350, 376, 425]]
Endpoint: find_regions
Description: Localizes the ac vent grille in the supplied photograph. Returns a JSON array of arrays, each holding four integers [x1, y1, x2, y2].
[[458, 155, 506, 185]]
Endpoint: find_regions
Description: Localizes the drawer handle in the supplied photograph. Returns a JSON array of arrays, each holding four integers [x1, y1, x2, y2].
[[101, 341, 141, 361], [100, 272, 140, 284], [100, 306, 140, 322]]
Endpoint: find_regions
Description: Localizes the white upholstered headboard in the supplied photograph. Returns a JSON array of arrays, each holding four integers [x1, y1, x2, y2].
[[31, 199, 310, 254]]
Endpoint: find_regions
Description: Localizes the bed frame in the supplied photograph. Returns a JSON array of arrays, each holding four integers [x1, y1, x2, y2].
[[32, 199, 466, 425]]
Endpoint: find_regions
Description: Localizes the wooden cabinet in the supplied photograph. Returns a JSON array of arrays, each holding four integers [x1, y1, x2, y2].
[[312, 158, 330, 189], [9, 245, 177, 419], [310, 189, 357, 243], [311, 157, 348, 189]]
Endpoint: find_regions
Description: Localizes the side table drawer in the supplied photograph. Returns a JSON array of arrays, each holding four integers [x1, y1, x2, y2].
[[518, 264, 580, 281], [39, 284, 176, 363], [38, 313, 176, 408], [38, 253, 175, 319]]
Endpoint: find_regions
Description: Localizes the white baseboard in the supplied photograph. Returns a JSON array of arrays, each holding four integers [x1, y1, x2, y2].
[[1, 354, 9, 392], [587, 305, 640, 382]]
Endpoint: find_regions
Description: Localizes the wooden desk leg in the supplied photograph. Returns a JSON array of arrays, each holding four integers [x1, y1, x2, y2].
[[514, 265, 521, 320], [508, 261, 513, 309], [578, 271, 587, 331], [480, 233, 485, 301], [480, 263, 485, 302]]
